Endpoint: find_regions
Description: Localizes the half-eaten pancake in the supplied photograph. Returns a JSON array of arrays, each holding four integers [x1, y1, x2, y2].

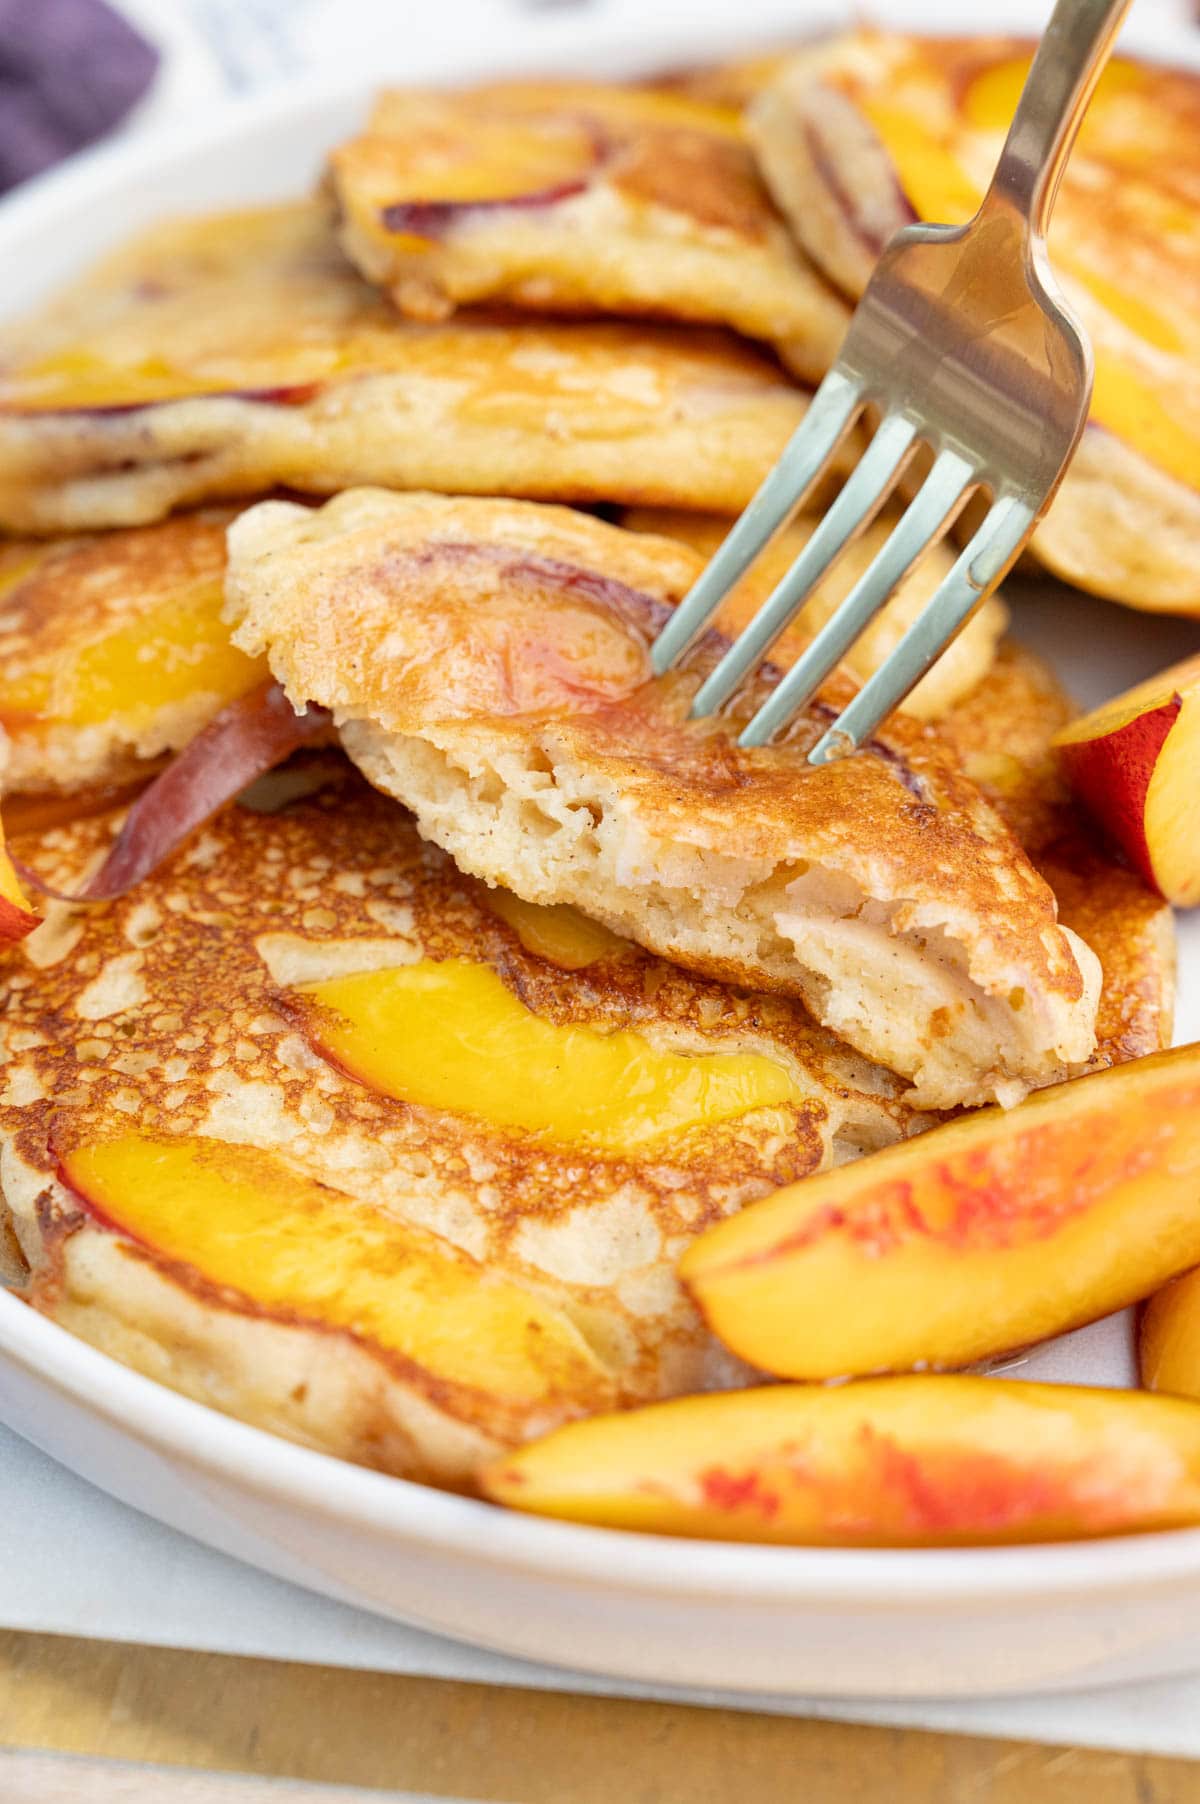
[[0, 515, 265, 794], [749, 35, 1200, 615], [331, 82, 848, 381], [619, 506, 1008, 722], [0, 202, 811, 533], [226, 489, 1101, 1110], [0, 762, 928, 1485]]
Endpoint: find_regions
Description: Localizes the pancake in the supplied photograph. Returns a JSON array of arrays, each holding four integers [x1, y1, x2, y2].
[[0, 515, 266, 795], [644, 51, 799, 113], [225, 488, 1101, 1111], [0, 760, 928, 1486], [0, 201, 812, 534], [619, 506, 1008, 722], [749, 35, 1200, 616], [330, 82, 848, 381], [940, 640, 1176, 1070]]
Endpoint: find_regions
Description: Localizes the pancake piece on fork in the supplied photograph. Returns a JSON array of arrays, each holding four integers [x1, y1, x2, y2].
[[621, 514, 1175, 1065], [225, 488, 1101, 1111], [749, 33, 1200, 615], [0, 763, 929, 1485], [0, 201, 813, 533], [329, 81, 848, 381]]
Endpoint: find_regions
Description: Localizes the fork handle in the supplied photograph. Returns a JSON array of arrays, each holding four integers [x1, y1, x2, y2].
[[984, 0, 1132, 237]]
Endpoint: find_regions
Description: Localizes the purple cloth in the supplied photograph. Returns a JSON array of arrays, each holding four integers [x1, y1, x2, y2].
[[0, 0, 158, 193]]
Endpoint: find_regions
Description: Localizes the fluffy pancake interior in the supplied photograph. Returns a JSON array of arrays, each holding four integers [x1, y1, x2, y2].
[[226, 488, 1101, 1111]]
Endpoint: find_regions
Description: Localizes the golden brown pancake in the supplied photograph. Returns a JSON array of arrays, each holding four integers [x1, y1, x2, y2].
[[331, 82, 848, 381], [620, 506, 1008, 721], [0, 515, 265, 794], [644, 51, 801, 113], [0, 202, 812, 534], [226, 489, 1101, 1110], [941, 639, 1176, 1071], [0, 760, 927, 1486], [749, 35, 1200, 615]]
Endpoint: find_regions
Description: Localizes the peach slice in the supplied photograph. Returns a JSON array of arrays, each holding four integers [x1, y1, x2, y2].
[[679, 1044, 1200, 1380], [0, 806, 39, 943], [57, 1133, 608, 1408], [0, 578, 265, 736], [1142, 1269, 1200, 1399], [482, 1376, 1200, 1545], [288, 958, 803, 1150], [1054, 653, 1200, 907], [482, 887, 628, 970], [373, 116, 601, 243]]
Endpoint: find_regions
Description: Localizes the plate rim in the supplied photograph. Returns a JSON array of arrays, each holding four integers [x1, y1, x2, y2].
[[8, 1285, 1200, 1606]]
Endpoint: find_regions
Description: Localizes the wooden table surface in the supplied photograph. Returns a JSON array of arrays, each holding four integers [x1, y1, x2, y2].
[[1, 1630, 1198, 1803]]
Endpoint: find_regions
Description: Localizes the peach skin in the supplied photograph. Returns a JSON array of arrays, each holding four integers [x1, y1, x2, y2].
[[0, 804, 39, 943], [1142, 1268, 1200, 1400], [482, 1376, 1200, 1546], [1054, 651, 1200, 908], [679, 1044, 1200, 1379]]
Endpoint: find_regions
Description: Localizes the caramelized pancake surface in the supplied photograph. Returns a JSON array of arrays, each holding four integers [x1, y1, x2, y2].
[[332, 82, 848, 380], [750, 35, 1200, 614], [0, 763, 925, 1483], [0, 515, 264, 793], [227, 489, 1101, 1110], [0, 202, 809, 532]]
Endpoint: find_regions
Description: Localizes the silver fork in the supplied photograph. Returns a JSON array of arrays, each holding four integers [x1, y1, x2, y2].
[[651, 0, 1130, 764]]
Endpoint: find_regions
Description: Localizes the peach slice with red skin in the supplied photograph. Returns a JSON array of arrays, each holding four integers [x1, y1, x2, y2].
[[678, 1044, 1200, 1380], [482, 1376, 1200, 1546], [1054, 652, 1200, 907], [0, 806, 39, 943]]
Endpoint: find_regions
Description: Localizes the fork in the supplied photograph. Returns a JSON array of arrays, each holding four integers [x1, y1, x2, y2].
[[650, 0, 1130, 764]]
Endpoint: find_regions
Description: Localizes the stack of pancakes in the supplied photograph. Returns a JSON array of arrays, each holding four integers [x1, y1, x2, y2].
[[0, 39, 1185, 1491]]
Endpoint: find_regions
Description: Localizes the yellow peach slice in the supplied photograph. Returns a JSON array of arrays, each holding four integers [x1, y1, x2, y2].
[[1142, 1269, 1200, 1399], [289, 959, 802, 1150], [0, 580, 265, 735], [1055, 652, 1200, 908], [679, 1045, 1200, 1379], [483, 1376, 1200, 1545], [482, 887, 629, 970], [58, 1133, 607, 1407]]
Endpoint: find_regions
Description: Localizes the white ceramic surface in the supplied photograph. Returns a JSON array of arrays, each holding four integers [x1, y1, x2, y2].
[[1, 12, 1199, 1700]]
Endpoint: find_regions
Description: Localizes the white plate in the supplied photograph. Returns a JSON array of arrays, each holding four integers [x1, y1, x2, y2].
[[1, 10, 1199, 1701]]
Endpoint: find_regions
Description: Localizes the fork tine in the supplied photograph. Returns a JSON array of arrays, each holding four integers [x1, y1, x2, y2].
[[650, 368, 861, 675], [688, 412, 918, 720], [806, 493, 1036, 766], [737, 447, 977, 749]]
